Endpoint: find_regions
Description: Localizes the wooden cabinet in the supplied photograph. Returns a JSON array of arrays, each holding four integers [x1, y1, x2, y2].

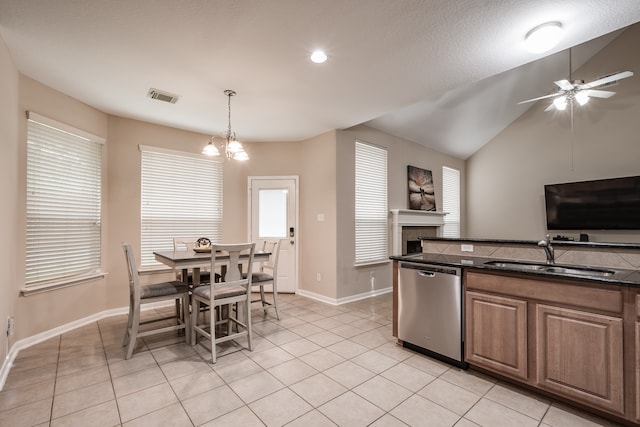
[[535, 304, 624, 414], [465, 271, 628, 420], [465, 291, 528, 380]]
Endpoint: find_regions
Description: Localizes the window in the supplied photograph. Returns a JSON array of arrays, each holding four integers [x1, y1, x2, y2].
[[140, 146, 223, 267], [26, 112, 104, 287], [442, 166, 461, 238], [355, 140, 388, 265]]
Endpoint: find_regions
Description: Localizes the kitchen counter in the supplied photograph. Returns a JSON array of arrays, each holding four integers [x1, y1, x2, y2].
[[390, 253, 640, 287], [421, 236, 640, 250]]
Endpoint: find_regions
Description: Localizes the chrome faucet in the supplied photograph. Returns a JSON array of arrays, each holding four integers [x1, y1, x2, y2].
[[538, 234, 555, 264]]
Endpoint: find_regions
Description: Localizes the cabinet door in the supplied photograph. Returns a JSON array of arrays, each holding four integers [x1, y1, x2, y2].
[[465, 291, 528, 380], [536, 304, 624, 415]]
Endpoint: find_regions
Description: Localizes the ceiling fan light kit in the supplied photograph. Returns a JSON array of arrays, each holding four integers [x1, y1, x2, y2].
[[525, 21, 563, 53], [553, 96, 567, 111], [518, 45, 634, 112]]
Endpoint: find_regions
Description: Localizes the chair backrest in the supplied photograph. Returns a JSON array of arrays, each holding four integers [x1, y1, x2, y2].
[[173, 237, 197, 251], [212, 242, 255, 287], [260, 239, 282, 276], [122, 243, 142, 301]]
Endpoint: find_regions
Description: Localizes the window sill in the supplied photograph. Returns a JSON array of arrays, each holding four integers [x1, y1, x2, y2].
[[21, 272, 107, 296]]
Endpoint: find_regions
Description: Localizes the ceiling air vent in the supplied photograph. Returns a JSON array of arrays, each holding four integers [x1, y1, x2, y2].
[[147, 88, 179, 104]]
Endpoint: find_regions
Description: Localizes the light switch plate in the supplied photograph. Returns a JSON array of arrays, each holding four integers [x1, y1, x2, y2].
[[461, 244, 474, 252]]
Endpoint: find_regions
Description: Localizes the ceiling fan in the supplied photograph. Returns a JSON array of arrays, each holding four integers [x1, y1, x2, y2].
[[518, 49, 634, 111]]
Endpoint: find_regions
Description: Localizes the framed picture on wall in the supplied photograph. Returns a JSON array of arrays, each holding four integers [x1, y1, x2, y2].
[[408, 165, 436, 211]]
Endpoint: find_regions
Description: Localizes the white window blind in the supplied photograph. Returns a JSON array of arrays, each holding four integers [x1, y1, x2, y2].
[[140, 146, 223, 267], [26, 113, 103, 286], [442, 166, 461, 238], [355, 140, 388, 265]]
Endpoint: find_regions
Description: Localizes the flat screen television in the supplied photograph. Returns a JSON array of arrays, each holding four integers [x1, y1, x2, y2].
[[544, 176, 640, 230]]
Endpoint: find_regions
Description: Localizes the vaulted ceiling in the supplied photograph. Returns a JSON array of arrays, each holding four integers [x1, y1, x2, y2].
[[1, 1, 639, 159]]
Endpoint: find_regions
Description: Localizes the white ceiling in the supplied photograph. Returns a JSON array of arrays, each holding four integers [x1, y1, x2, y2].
[[1, 1, 639, 159]]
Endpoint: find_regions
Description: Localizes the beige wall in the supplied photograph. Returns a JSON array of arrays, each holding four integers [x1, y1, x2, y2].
[[14, 76, 110, 340], [6, 86, 341, 345], [467, 24, 640, 243], [0, 33, 19, 362], [336, 125, 465, 299]]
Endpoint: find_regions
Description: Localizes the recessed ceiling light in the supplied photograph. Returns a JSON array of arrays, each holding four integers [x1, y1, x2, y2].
[[525, 21, 563, 53], [310, 50, 327, 64]]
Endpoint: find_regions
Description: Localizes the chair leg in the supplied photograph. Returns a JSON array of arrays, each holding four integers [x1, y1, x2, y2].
[[182, 295, 190, 345], [122, 297, 134, 346], [124, 307, 140, 360], [272, 282, 280, 320], [210, 302, 217, 364], [245, 298, 253, 351], [191, 300, 199, 346], [260, 285, 267, 309]]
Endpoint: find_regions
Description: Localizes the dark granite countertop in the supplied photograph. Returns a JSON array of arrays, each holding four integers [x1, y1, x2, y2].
[[390, 253, 640, 287], [420, 237, 640, 250]]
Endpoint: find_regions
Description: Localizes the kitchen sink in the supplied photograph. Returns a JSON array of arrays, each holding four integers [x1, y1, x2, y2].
[[484, 261, 615, 277], [485, 261, 547, 271]]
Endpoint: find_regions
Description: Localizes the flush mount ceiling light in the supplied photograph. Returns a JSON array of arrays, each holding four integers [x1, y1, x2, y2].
[[202, 90, 249, 161], [524, 21, 563, 53], [310, 50, 328, 64]]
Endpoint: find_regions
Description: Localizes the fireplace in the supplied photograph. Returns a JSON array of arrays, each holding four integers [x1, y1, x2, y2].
[[390, 209, 446, 256], [403, 226, 437, 255]]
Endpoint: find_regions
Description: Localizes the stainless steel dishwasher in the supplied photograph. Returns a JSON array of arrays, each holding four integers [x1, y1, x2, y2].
[[398, 261, 467, 368]]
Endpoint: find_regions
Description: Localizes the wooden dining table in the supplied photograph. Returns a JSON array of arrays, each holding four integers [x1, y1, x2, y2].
[[153, 249, 270, 286]]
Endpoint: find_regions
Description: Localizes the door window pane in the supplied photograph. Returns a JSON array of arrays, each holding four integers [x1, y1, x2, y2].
[[259, 189, 287, 238]]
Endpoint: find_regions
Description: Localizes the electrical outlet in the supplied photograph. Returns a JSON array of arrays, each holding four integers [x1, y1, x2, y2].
[[7, 316, 15, 336], [461, 244, 474, 252], [316, 273, 321, 282]]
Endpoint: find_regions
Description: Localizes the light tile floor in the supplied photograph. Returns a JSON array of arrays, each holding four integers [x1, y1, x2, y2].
[[0, 293, 625, 426]]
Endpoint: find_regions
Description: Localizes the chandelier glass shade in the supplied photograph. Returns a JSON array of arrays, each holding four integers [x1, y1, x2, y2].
[[203, 89, 249, 161]]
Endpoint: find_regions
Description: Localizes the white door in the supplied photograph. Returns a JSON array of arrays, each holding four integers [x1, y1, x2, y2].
[[248, 176, 298, 293]]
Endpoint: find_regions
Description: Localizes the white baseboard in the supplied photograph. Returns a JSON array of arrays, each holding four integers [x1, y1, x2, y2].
[[297, 286, 392, 306], [0, 301, 173, 391]]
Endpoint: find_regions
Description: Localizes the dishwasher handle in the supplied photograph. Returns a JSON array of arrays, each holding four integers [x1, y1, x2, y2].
[[400, 262, 461, 277], [418, 270, 436, 278]]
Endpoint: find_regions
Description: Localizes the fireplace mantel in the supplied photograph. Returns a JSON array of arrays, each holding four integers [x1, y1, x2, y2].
[[390, 209, 447, 256]]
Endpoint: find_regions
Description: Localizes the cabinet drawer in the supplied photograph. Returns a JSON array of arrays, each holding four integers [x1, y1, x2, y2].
[[465, 271, 622, 314]]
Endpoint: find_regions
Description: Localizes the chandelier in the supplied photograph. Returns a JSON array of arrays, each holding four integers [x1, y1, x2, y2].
[[202, 89, 249, 160]]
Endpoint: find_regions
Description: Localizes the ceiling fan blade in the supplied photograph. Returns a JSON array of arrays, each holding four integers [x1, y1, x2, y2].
[[585, 89, 616, 99], [554, 79, 574, 91], [544, 103, 555, 112], [579, 71, 634, 89], [517, 93, 559, 104]]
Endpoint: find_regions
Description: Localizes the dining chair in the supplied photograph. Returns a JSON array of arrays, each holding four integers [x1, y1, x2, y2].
[[247, 239, 282, 320], [191, 242, 255, 363], [122, 243, 190, 359]]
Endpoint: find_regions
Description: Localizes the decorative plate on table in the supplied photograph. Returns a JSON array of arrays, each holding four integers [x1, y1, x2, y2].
[[193, 237, 211, 253]]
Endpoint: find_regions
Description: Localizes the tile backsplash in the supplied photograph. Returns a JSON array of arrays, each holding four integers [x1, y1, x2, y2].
[[422, 240, 640, 270]]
